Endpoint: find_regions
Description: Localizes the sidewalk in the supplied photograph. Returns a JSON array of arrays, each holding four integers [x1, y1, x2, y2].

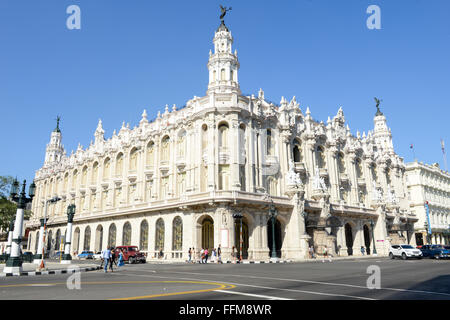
[[0, 261, 101, 277], [145, 254, 385, 264]]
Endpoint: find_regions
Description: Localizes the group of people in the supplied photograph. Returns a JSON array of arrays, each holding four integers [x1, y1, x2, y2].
[[100, 247, 125, 273], [188, 245, 223, 264], [308, 245, 333, 263]]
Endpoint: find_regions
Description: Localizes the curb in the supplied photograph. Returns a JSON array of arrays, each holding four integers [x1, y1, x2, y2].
[[0, 265, 101, 277]]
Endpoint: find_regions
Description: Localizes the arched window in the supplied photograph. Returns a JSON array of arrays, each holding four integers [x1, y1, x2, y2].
[[267, 129, 273, 155], [293, 139, 302, 162], [172, 217, 183, 251], [81, 166, 88, 185], [108, 224, 116, 248], [122, 222, 132, 246], [146, 142, 155, 167], [155, 218, 165, 251], [103, 158, 110, 180], [92, 162, 99, 184], [337, 153, 346, 174], [116, 153, 123, 176], [202, 124, 208, 151], [63, 173, 68, 192], [72, 170, 78, 189], [316, 146, 326, 169], [356, 158, 363, 178], [140, 220, 149, 251], [221, 68, 225, 81], [266, 177, 278, 196], [218, 123, 229, 149], [230, 70, 234, 82], [129, 148, 138, 171], [177, 130, 186, 158], [161, 136, 170, 162], [83, 226, 91, 251], [212, 70, 216, 82]]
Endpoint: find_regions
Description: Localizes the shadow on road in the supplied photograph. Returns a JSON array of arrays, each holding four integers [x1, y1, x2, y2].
[[385, 275, 450, 300]]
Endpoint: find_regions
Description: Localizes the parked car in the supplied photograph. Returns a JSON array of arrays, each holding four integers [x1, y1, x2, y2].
[[93, 251, 102, 260], [21, 251, 34, 263], [52, 251, 64, 259], [77, 250, 94, 259], [389, 244, 423, 260], [114, 246, 146, 264], [419, 245, 450, 259]]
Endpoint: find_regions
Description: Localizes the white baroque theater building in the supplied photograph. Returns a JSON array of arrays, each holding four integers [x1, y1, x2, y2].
[[27, 20, 417, 261]]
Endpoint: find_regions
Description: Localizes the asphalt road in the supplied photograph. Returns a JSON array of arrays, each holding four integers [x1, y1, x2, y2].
[[1, 257, 449, 300]]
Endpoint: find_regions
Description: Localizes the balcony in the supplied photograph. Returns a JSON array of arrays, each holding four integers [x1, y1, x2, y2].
[[357, 178, 366, 186], [294, 162, 306, 173], [176, 157, 186, 170], [339, 173, 349, 182]]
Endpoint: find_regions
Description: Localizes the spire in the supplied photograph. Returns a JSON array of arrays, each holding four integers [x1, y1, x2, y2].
[[44, 116, 65, 166], [207, 6, 240, 95], [140, 109, 148, 125]]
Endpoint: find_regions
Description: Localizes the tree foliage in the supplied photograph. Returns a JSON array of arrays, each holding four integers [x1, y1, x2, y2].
[[0, 176, 17, 231]]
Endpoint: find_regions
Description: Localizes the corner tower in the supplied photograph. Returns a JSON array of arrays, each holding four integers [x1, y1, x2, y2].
[[207, 13, 241, 95], [44, 117, 65, 166]]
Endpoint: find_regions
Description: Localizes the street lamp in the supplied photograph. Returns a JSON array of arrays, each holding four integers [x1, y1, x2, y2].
[[232, 212, 243, 263], [370, 220, 378, 255], [268, 196, 279, 261], [35, 196, 62, 269], [3, 179, 35, 274], [61, 204, 76, 264]]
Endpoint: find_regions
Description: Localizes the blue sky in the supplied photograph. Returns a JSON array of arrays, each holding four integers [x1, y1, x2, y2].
[[0, 0, 449, 186]]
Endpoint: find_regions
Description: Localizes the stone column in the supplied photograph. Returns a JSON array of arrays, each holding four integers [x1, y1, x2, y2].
[[6, 219, 14, 256], [33, 219, 45, 263], [4, 207, 25, 274]]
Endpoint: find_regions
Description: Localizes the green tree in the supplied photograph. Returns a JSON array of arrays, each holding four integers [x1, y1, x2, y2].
[[0, 176, 17, 231]]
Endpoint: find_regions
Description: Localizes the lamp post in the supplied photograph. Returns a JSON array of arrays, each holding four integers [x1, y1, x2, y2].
[[35, 196, 61, 269], [268, 196, 279, 261], [370, 220, 378, 255], [3, 179, 35, 274], [232, 212, 243, 263], [61, 204, 76, 264]]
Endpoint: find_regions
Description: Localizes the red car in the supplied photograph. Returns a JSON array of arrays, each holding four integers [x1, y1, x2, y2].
[[114, 246, 146, 264]]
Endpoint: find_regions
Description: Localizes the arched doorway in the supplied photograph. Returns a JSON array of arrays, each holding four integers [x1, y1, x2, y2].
[[267, 218, 282, 258], [47, 230, 53, 252], [73, 228, 80, 254], [35, 231, 39, 253], [55, 229, 61, 251], [95, 225, 103, 252], [123, 222, 132, 246], [84, 226, 91, 251], [108, 224, 116, 248], [363, 225, 371, 255], [201, 217, 214, 250], [345, 223, 354, 256], [234, 217, 249, 260]]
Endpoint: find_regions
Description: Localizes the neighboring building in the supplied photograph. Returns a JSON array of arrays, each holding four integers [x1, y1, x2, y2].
[[405, 161, 450, 245], [26, 19, 417, 261]]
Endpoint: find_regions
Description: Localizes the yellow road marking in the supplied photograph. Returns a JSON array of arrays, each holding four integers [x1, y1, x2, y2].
[[0, 280, 236, 300]]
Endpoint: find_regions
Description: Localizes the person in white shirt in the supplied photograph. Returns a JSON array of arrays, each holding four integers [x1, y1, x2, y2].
[[101, 248, 111, 272]]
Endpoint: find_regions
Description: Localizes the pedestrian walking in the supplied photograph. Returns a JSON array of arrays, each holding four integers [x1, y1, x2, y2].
[[118, 250, 125, 267], [204, 248, 209, 263], [309, 245, 315, 259], [101, 247, 111, 273], [322, 245, 332, 263], [211, 248, 217, 263], [361, 246, 365, 255], [200, 248, 205, 263], [231, 246, 236, 264], [217, 245, 222, 264], [109, 247, 116, 272], [188, 248, 192, 263]]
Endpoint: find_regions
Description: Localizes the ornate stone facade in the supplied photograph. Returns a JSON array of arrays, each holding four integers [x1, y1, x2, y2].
[[405, 161, 450, 246], [26, 21, 417, 260]]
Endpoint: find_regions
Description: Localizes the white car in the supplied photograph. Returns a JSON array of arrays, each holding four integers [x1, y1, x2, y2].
[[93, 251, 102, 260], [389, 244, 423, 260]]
